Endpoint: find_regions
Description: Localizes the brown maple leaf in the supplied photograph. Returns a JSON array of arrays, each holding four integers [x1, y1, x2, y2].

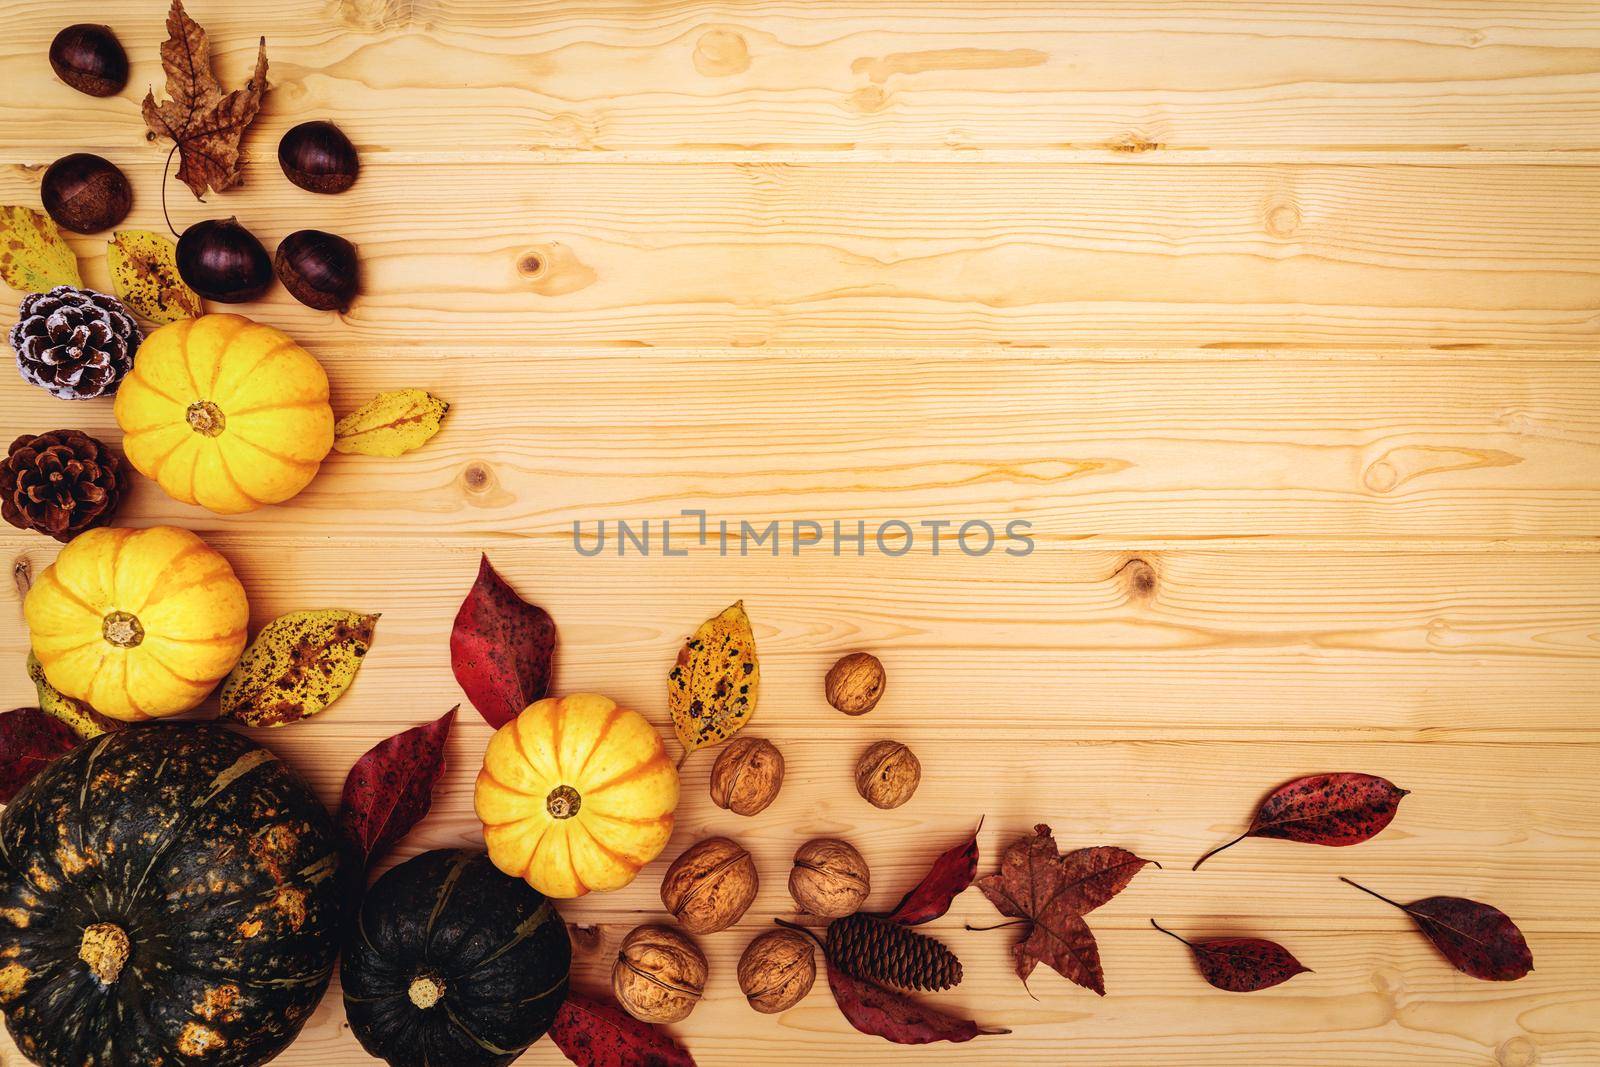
[[974, 824, 1157, 996], [141, 0, 268, 199]]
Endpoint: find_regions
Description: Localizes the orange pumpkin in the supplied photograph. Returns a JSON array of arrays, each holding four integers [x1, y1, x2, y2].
[[23, 526, 249, 720], [113, 314, 334, 514], [475, 693, 679, 898]]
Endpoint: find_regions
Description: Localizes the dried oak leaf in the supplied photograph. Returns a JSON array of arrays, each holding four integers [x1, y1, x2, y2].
[[338, 706, 456, 868], [333, 389, 449, 456], [975, 824, 1157, 996], [667, 600, 759, 760], [1344, 879, 1532, 981], [450, 555, 556, 728], [1194, 772, 1409, 870], [141, 0, 268, 199], [220, 609, 379, 727], [107, 229, 202, 323], [548, 991, 696, 1067], [0, 707, 79, 803], [1151, 920, 1310, 992], [0, 205, 82, 292]]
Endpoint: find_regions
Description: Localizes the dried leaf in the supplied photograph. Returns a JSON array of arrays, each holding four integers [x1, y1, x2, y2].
[[1151, 921, 1310, 992], [333, 389, 449, 456], [0, 707, 79, 803], [107, 229, 202, 323], [974, 824, 1157, 995], [0, 205, 82, 292], [27, 653, 118, 739], [450, 555, 556, 728], [220, 609, 378, 727], [141, 0, 268, 199], [548, 991, 696, 1067], [667, 600, 758, 759], [825, 960, 1008, 1045], [882, 822, 981, 926], [1194, 772, 1409, 870], [338, 707, 455, 867], [1343, 879, 1532, 981]]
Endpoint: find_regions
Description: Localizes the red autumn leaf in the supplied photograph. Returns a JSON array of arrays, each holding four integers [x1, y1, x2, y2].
[[825, 960, 1008, 1045], [1151, 920, 1311, 992], [881, 821, 981, 926], [450, 554, 556, 728], [1343, 879, 1533, 981], [1193, 772, 1409, 870], [337, 707, 456, 866], [0, 707, 79, 803], [548, 991, 696, 1067]]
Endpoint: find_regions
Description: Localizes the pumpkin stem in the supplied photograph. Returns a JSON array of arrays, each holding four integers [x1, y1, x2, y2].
[[102, 611, 144, 649], [79, 923, 130, 985], [186, 400, 227, 437], [407, 973, 445, 1010], [546, 785, 581, 819]]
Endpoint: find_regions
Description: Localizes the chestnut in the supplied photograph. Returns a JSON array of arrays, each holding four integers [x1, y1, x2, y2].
[[278, 121, 360, 194], [274, 229, 360, 311], [41, 153, 131, 234], [49, 24, 129, 98], [177, 218, 273, 303]]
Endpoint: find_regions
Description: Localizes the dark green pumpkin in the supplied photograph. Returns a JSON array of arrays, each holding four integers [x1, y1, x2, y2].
[[0, 723, 352, 1067], [343, 849, 571, 1066]]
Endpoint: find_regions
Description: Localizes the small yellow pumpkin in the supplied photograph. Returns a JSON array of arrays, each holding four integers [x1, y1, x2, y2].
[[23, 526, 249, 721], [475, 693, 679, 898], [114, 314, 334, 514]]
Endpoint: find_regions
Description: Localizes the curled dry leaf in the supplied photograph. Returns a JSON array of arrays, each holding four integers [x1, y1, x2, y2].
[[1343, 879, 1532, 981], [667, 601, 759, 760], [107, 229, 202, 323], [1194, 772, 1409, 870], [450, 555, 556, 728], [0, 206, 82, 292], [27, 653, 118, 739], [220, 609, 379, 727], [548, 991, 697, 1067], [1151, 920, 1310, 992], [333, 389, 449, 456], [0, 707, 79, 803], [825, 960, 1007, 1045], [337, 706, 456, 867], [881, 822, 981, 927]]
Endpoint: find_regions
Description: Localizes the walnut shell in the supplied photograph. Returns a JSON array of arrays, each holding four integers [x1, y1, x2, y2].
[[826, 652, 885, 715], [612, 924, 707, 1024], [709, 736, 784, 816], [789, 837, 870, 918], [855, 739, 921, 809], [738, 927, 817, 1014], [660, 836, 759, 934]]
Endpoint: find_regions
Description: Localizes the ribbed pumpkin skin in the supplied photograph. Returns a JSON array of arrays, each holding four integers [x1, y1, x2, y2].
[[475, 694, 678, 898], [0, 724, 353, 1067], [343, 850, 571, 1067], [113, 314, 334, 514], [23, 526, 249, 720]]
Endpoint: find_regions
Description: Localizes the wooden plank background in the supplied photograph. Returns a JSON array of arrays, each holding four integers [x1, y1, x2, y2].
[[1, 1, 1597, 1064]]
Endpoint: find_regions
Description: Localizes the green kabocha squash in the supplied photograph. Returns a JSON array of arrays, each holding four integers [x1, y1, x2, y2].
[[343, 849, 571, 1067], [0, 724, 353, 1066]]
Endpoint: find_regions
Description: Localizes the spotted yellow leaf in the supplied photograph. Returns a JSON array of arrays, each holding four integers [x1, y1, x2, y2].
[[333, 389, 449, 457], [667, 600, 759, 761], [220, 609, 379, 727], [107, 229, 202, 323], [0, 205, 82, 292], [27, 653, 117, 739]]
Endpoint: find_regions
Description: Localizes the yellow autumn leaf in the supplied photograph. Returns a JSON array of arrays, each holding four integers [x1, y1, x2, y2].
[[220, 609, 379, 727], [333, 389, 449, 456], [27, 653, 117, 739], [0, 205, 82, 292], [107, 229, 203, 323], [667, 600, 759, 761]]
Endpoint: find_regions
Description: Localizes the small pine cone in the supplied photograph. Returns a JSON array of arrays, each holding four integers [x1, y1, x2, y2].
[[1, 430, 128, 541], [10, 286, 141, 400], [825, 913, 963, 992]]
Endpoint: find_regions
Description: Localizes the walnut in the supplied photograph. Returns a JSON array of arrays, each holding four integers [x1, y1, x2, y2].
[[612, 924, 706, 1024], [709, 736, 784, 816], [855, 739, 920, 809], [660, 836, 759, 934], [738, 926, 817, 1014], [826, 652, 885, 715], [789, 837, 870, 918]]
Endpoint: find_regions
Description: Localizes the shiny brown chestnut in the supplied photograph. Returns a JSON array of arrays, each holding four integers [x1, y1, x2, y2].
[[41, 153, 132, 233], [278, 121, 360, 194], [49, 24, 129, 97], [177, 218, 274, 303], [274, 229, 360, 312]]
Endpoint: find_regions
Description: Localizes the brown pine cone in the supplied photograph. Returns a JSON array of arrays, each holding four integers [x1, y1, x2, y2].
[[1, 430, 128, 541], [825, 913, 963, 992], [10, 286, 141, 400]]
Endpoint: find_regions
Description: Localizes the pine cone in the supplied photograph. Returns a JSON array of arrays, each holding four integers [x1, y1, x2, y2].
[[10, 286, 141, 400], [825, 913, 963, 992], [1, 430, 128, 541]]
